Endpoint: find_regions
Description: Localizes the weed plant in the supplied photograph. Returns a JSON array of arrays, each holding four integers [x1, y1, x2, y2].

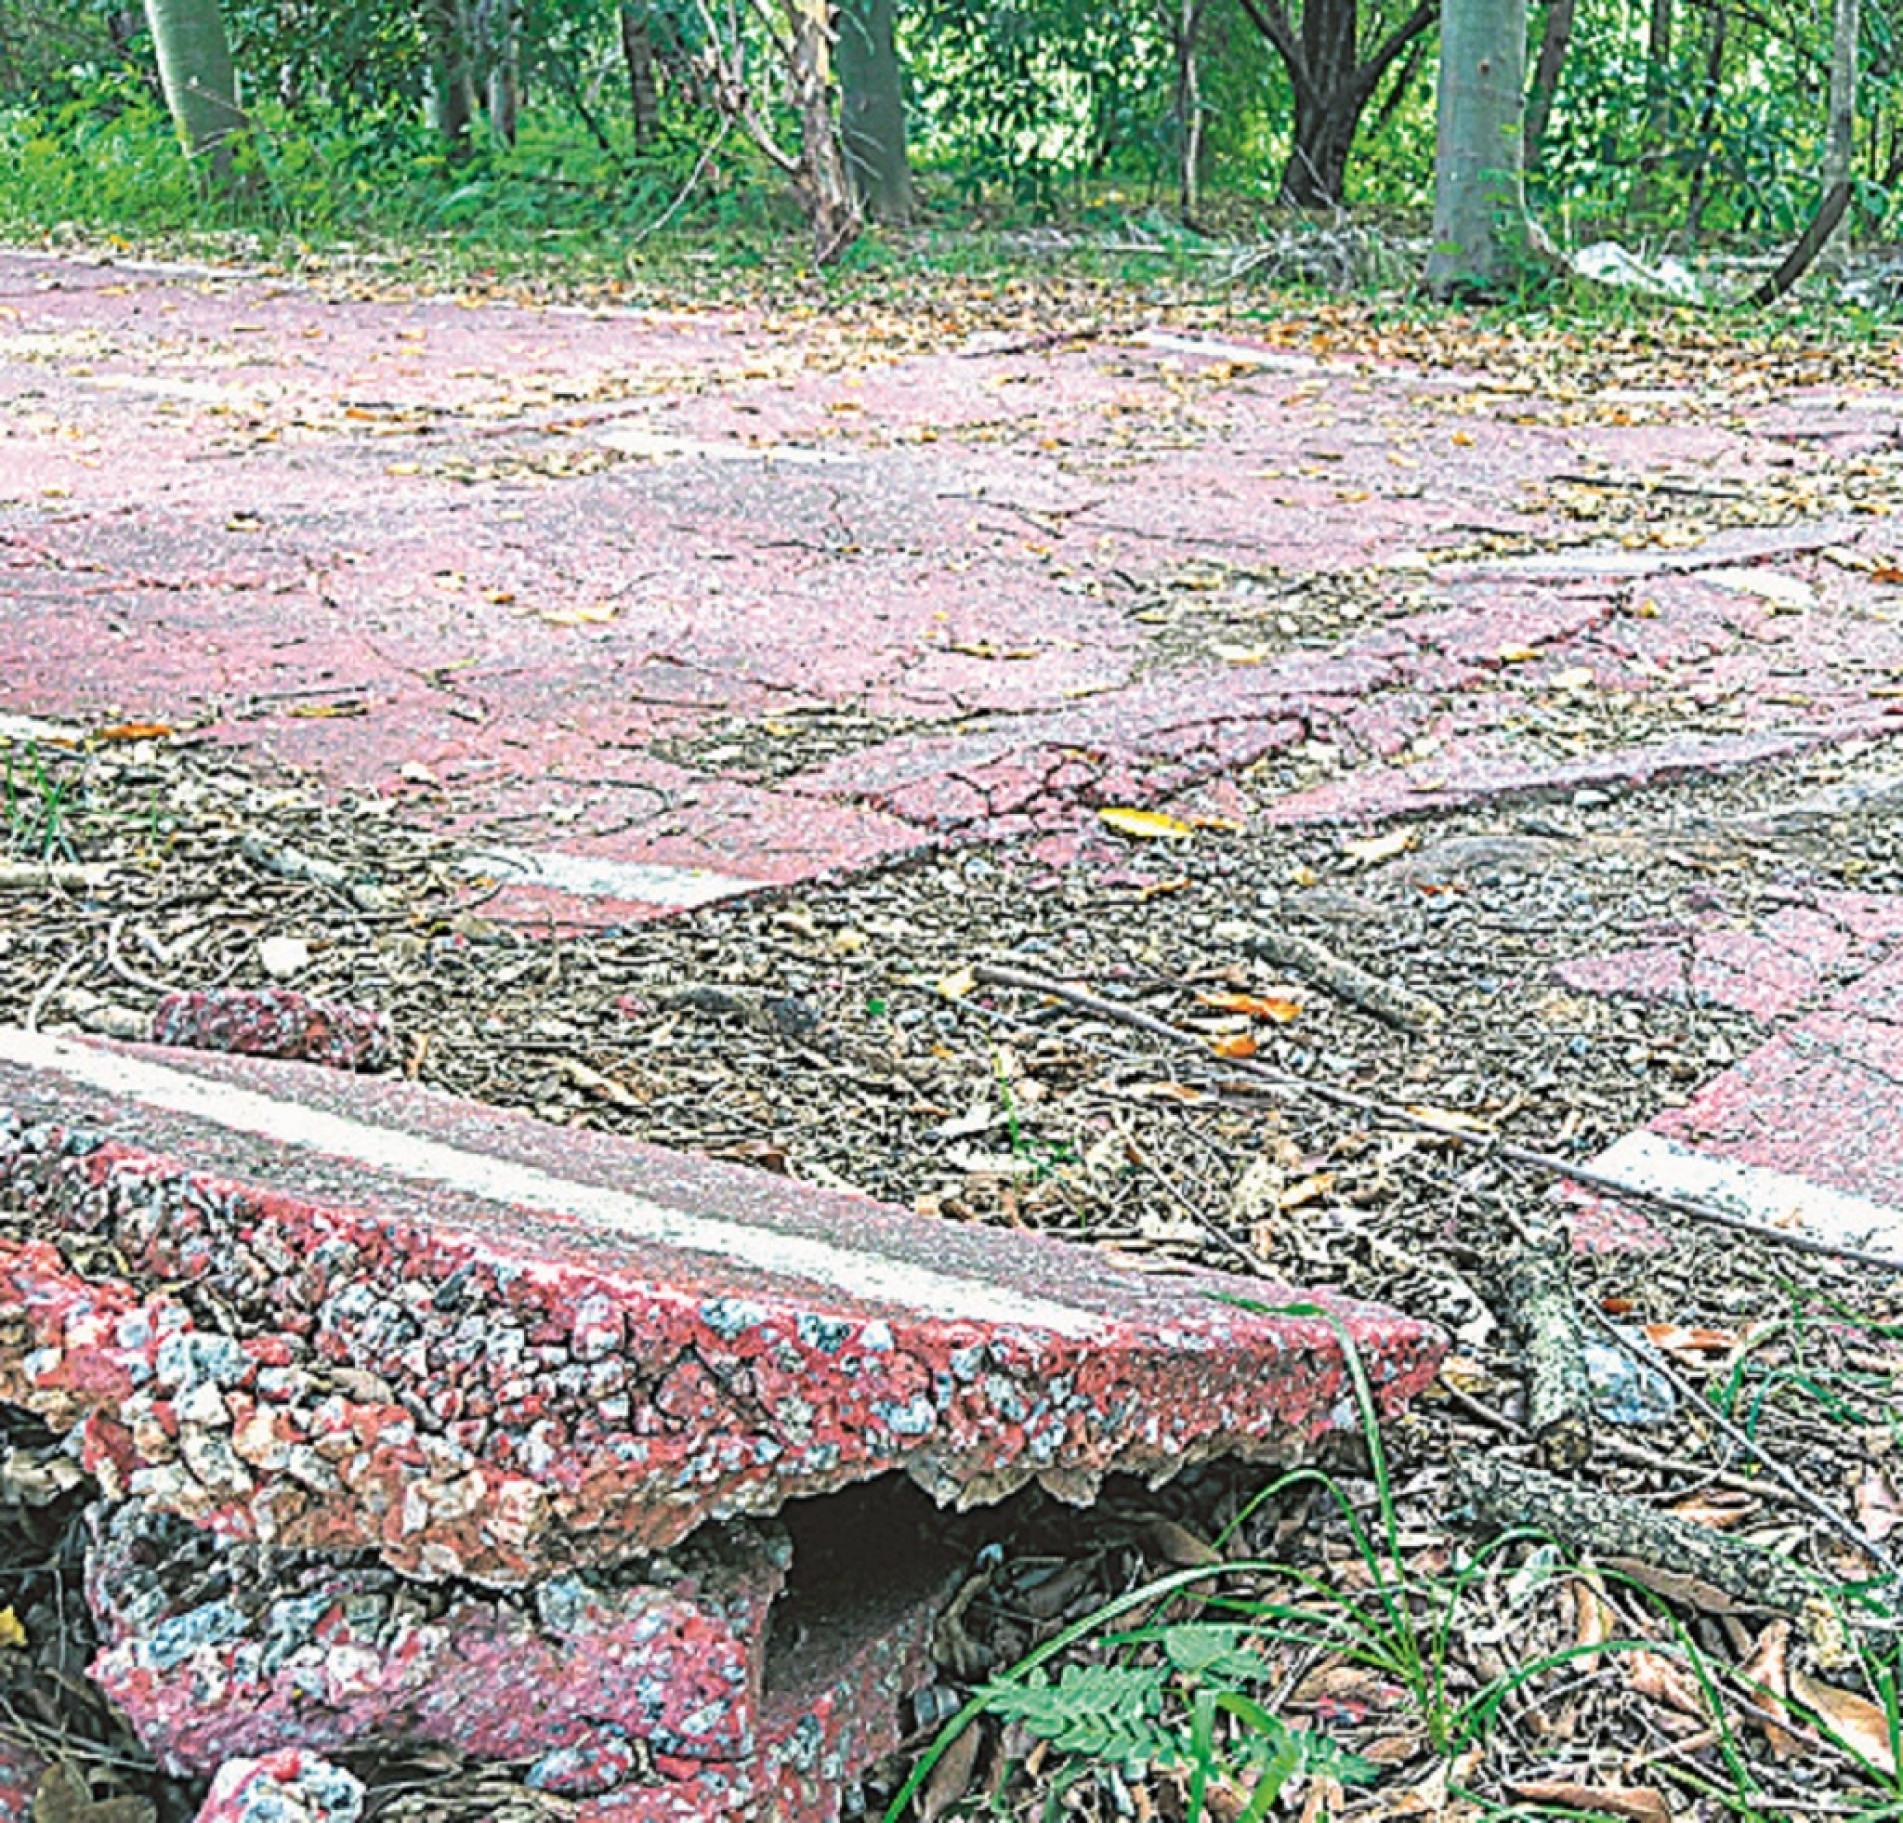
[[885, 1304, 1896, 1822]]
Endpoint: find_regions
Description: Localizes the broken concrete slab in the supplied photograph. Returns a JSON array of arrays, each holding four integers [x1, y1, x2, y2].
[[0, 1026, 1446, 1588], [192, 1750, 365, 1823]]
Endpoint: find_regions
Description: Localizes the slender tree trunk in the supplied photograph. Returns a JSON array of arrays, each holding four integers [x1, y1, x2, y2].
[[836, 0, 913, 223], [1680, 2, 1727, 243], [1523, 0, 1574, 166], [1168, 0, 1207, 220], [1645, 0, 1673, 131], [1820, 0, 1859, 270], [620, 1, 661, 146], [142, 0, 249, 191], [481, 0, 522, 147], [786, 0, 860, 259], [423, 0, 478, 158], [1427, 0, 1532, 294]]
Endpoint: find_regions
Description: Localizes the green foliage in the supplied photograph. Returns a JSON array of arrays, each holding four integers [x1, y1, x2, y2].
[[1, 741, 73, 861], [979, 1633, 1374, 1813]]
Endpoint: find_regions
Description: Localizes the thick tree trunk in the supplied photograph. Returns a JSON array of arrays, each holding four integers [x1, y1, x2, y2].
[[141, 0, 249, 190], [423, 0, 478, 159], [1281, 94, 1358, 205], [786, 0, 861, 260], [1239, 0, 1437, 209], [620, 2, 662, 146], [1523, 0, 1574, 165], [1427, 0, 1532, 294], [836, 0, 913, 223]]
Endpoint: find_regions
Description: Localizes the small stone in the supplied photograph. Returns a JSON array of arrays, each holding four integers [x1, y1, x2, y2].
[[260, 937, 311, 980]]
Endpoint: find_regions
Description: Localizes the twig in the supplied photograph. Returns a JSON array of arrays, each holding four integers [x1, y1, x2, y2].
[[24, 952, 82, 1032], [627, 117, 733, 250], [1504, 1210, 1593, 1471], [0, 859, 108, 892], [1582, 1304, 1900, 1582], [968, 962, 1903, 1278]]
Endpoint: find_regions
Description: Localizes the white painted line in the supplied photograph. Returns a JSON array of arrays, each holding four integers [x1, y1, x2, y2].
[[1592, 1130, 1903, 1255], [459, 846, 761, 910], [0, 1026, 1107, 1338]]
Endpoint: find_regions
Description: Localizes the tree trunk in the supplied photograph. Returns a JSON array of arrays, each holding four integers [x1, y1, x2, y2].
[[1427, 0, 1532, 294], [1523, 0, 1574, 166], [1168, 0, 1207, 220], [141, 0, 249, 191], [480, 0, 522, 147], [423, 0, 478, 159], [1281, 93, 1359, 205], [1238, 0, 1438, 209], [785, 0, 861, 260], [1680, 1, 1727, 243], [836, 0, 913, 223], [620, 1, 661, 146], [1645, 0, 1673, 131], [1820, 0, 1859, 270]]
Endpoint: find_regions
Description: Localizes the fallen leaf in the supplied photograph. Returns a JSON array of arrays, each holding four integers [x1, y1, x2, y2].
[[1279, 1172, 1335, 1210], [539, 602, 619, 626], [1403, 1104, 1495, 1134], [935, 966, 978, 1000], [1341, 828, 1415, 865], [1641, 1322, 1739, 1359], [286, 701, 368, 719], [1497, 643, 1542, 663], [1737, 1620, 1804, 1761], [1790, 1667, 1901, 1774], [1100, 806, 1196, 840], [1510, 1779, 1672, 1822], [1146, 1517, 1222, 1566], [1209, 1032, 1258, 1059], [90, 723, 173, 743], [1627, 1647, 1711, 1719], [917, 1727, 981, 1823], [1550, 665, 1596, 692], [1859, 1468, 1903, 1541], [0, 1607, 24, 1648], [1195, 991, 1302, 1022]]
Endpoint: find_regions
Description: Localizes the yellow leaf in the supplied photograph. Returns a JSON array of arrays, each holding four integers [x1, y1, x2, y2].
[[1341, 829, 1415, 865], [0, 1607, 24, 1649], [1279, 1172, 1335, 1210], [935, 965, 978, 1000], [1210, 1032, 1258, 1059], [540, 602, 619, 626], [1099, 807, 1196, 841], [1197, 991, 1301, 1023], [1497, 643, 1542, 663]]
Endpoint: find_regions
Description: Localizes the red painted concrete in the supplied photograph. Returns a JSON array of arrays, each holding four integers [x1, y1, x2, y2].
[[151, 990, 395, 1072], [0, 1739, 45, 1823], [192, 1750, 364, 1823], [0, 1037, 1444, 1582], [6, 254, 1903, 922]]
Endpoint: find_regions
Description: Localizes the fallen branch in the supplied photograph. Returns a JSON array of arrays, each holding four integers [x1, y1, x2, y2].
[[0, 859, 108, 892], [1453, 1456, 1860, 1640], [1503, 1213, 1592, 1471], [1226, 921, 1445, 1033]]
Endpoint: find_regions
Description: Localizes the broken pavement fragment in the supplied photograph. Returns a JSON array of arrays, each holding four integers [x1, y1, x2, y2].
[[0, 1027, 1447, 1585], [149, 988, 395, 1073]]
